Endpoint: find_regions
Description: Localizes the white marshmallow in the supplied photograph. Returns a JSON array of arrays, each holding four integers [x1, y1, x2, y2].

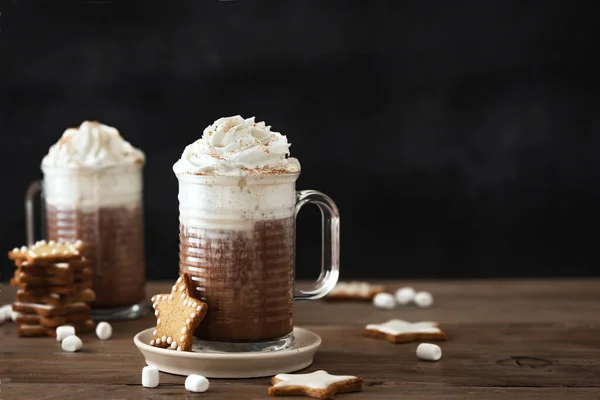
[[0, 305, 12, 322], [62, 335, 83, 352], [414, 291, 434, 308], [394, 287, 416, 305], [372, 293, 396, 310], [185, 374, 210, 393], [416, 343, 442, 361], [56, 325, 76, 342], [10, 309, 21, 322], [142, 366, 159, 388], [95, 321, 112, 340]]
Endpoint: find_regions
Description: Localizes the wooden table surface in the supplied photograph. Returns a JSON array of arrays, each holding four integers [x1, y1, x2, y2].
[[1, 279, 599, 400]]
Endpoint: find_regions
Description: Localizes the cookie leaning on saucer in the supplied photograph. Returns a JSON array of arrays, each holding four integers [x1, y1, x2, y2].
[[150, 273, 208, 352]]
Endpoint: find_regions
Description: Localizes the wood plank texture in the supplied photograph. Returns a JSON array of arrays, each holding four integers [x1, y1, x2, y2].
[[1, 279, 599, 399]]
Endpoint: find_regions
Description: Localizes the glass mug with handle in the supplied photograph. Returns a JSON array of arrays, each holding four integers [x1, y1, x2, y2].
[[177, 172, 339, 352], [25, 121, 149, 320], [174, 115, 339, 352]]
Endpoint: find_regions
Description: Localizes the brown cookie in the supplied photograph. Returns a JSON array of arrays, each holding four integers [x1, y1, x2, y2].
[[17, 320, 96, 337], [324, 281, 385, 301], [12, 301, 90, 318], [47, 319, 96, 336], [13, 268, 93, 286], [268, 370, 363, 399], [15, 312, 92, 328], [16, 324, 48, 337], [10, 278, 93, 294], [9, 240, 85, 264], [13, 271, 72, 287], [363, 319, 448, 344], [16, 289, 96, 307], [149, 274, 208, 352], [17, 259, 91, 272]]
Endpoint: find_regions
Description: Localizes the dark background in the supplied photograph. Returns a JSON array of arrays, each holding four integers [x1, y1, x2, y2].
[[1, 1, 599, 281]]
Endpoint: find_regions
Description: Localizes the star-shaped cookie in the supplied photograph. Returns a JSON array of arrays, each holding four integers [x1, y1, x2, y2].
[[269, 370, 363, 399], [150, 273, 207, 352], [363, 319, 447, 343]]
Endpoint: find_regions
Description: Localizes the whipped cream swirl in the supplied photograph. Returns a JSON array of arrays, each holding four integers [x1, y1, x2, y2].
[[173, 115, 300, 175], [42, 121, 145, 170]]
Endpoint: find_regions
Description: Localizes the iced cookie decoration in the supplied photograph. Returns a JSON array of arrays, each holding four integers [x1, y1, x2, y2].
[[9, 240, 85, 264], [150, 273, 208, 351], [9, 240, 84, 263], [324, 281, 385, 301], [364, 319, 447, 344], [269, 370, 363, 399]]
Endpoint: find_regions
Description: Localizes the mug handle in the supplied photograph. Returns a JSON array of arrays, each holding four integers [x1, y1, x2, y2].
[[294, 190, 340, 301], [25, 180, 44, 246]]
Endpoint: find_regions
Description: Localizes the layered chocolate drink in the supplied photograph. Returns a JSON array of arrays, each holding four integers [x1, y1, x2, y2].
[[40, 121, 147, 316], [174, 116, 302, 343]]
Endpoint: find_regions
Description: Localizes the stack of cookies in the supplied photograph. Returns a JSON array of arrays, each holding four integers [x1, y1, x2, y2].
[[8, 240, 97, 337]]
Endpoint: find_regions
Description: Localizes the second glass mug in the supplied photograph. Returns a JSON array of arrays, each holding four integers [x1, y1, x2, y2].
[[177, 171, 339, 352], [26, 165, 149, 320]]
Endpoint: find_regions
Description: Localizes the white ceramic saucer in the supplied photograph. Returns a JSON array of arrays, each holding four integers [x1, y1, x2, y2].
[[133, 327, 321, 378]]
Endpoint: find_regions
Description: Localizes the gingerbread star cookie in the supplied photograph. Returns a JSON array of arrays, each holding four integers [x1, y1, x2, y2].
[[324, 281, 385, 301], [269, 370, 363, 399], [9, 240, 85, 264], [150, 274, 207, 352], [363, 319, 447, 344]]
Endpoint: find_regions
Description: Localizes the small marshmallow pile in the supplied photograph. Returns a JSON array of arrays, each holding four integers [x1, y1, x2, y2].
[[372, 287, 434, 310], [142, 366, 209, 393], [1, 302, 113, 349], [57, 320, 113, 352]]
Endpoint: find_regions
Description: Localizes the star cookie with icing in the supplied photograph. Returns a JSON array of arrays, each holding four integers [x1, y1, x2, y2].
[[150, 273, 207, 352], [269, 370, 363, 399], [363, 319, 447, 344]]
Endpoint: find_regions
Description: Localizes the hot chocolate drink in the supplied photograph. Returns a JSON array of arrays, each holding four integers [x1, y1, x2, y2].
[[45, 205, 145, 308], [180, 217, 295, 342], [174, 116, 302, 343], [40, 121, 147, 312]]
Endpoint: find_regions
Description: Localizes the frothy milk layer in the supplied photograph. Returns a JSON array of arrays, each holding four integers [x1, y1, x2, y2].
[[177, 174, 298, 230], [41, 121, 144, 209], [42, 121, 145, 169], [43, 167, 143, 209], [173, 115, 300, 176]]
